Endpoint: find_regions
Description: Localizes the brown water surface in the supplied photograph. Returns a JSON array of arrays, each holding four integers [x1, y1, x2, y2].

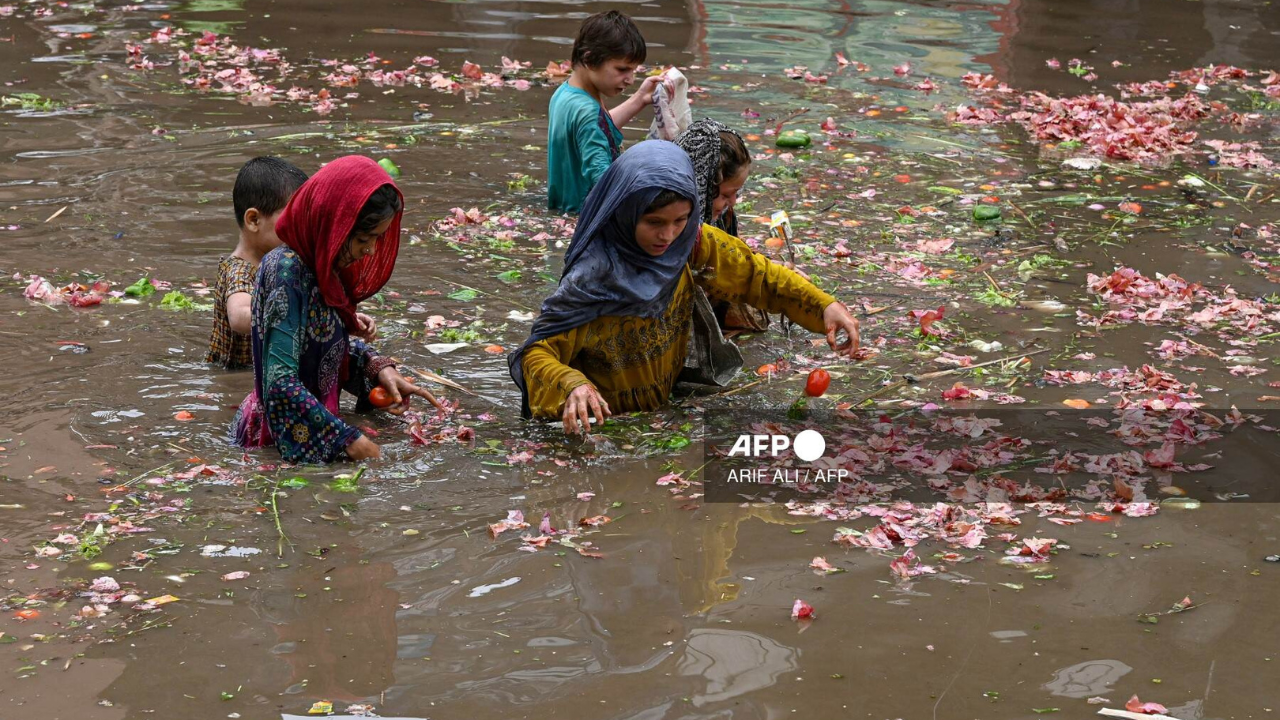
[[2, 0, 1278, 718]]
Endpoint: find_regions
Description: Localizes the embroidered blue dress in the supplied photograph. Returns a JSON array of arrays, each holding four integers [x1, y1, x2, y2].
[[232, 247, 393, 463]]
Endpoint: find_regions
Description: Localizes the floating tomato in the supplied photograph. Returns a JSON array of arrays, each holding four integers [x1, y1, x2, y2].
[[1118, 201, 1143, 214], [805, 369, 831, 397], [756, 364, 778, 377], [14, 609, 40, 620], [368, 387, 396, 408]]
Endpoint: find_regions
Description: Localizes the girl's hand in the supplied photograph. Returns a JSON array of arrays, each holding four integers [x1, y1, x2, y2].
[[376, 366, 444, 415], [562, 384, 611, 435], [347, 434, 381, 461], [822, 302, 861, 358], [353, 313, 377, 342]]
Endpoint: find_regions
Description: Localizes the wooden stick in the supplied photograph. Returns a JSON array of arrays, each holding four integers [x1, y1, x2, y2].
[[854, 348, 1049, 405], [393, 361, 476, 395], [717, 377, 766, 397], [1174, 333, 1222, 361], [982, 271, 1004, 293], [773, 107, 810, 134], [1006, 200, 1036, 229]]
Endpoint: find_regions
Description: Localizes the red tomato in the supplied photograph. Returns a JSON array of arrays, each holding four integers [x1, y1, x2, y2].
[[14, 609, 40, 620], [805, 369, 831, 397], [368, 387, 395, 408]]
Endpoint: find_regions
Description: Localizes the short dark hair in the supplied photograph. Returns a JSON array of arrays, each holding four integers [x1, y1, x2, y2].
[[350, 184, 403, 238], [571, 10, 646, 68], [644, 189, 691, 214], [233, 157, 308, 227]]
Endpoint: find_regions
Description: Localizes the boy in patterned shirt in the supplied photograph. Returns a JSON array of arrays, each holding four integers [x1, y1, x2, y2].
[[206, 157, 309, 369]]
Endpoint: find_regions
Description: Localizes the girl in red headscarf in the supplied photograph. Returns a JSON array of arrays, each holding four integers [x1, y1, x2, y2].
[[232, 156, 441, 463]]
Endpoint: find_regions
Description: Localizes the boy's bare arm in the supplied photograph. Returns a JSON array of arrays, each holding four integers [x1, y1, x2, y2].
[[227, 292, 253, 335], [607, 75, 662, 129]]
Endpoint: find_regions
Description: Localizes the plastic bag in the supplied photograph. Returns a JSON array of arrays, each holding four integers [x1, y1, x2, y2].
[[679, 285, 743, 387], [647, 68, 692, 141]]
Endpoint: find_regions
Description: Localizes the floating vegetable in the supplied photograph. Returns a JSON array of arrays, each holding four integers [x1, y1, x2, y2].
[[775, 130, 812, 148], [377, 157, 401, 179], [973, 205, 1002, 222], [124, 277, 155, 297], [805, 369, 831, 397], [368, 387, 396, 408]]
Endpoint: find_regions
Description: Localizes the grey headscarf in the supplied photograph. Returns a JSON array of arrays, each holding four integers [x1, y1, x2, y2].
[[674, 118, 745, 236]]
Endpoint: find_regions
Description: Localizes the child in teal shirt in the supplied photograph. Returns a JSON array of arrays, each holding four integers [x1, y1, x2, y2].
[[547, 10, 661, 213]]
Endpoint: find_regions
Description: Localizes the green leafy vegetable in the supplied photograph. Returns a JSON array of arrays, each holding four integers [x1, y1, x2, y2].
[[159, 291, 211, 311], [124, 277, 156, 297]]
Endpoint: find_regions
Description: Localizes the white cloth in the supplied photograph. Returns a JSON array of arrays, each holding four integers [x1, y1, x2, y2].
[[647, 68, 692, 141]]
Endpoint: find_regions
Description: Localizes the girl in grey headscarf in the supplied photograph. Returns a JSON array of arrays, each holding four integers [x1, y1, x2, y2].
[[675, 118, 768, 333], [675, 118, 751, 236]]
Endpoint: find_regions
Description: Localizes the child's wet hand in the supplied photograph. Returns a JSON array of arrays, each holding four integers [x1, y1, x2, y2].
[[347, 435, 381, 461], [377, 367, 445, 414], [823, 302, 861, 358]]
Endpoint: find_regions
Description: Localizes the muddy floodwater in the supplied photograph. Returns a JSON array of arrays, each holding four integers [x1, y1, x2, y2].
[[2, 0, 1279, 718]]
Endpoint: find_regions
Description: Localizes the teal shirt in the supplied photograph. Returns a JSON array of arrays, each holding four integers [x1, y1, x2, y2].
[[547, 83, 623, 213]]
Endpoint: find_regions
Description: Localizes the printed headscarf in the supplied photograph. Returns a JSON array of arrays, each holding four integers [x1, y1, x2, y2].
[[674, 117, 746, 234]]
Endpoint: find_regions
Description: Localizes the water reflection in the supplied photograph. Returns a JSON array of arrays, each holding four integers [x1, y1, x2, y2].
[[678, 628, 798, 706], [689, 0, 1008, 79], [993, 0, 1280, 90], [1043, 659, 1133, 698], [264, 553, 400, 703]]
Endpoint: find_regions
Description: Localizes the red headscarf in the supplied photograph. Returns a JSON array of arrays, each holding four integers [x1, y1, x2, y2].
[[275, 155, 402, 330]]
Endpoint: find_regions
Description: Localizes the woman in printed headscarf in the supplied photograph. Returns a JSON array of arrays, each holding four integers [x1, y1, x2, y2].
[[233, 155, 442, 463], [509, 140, 861, 434], [675, 118, 769, 333]]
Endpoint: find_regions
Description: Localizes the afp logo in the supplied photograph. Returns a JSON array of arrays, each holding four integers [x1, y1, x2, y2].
[[727, 429, 826, 462]]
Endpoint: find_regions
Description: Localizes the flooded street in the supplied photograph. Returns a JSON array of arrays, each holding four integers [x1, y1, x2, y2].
[[2, 0, 1279, 718]]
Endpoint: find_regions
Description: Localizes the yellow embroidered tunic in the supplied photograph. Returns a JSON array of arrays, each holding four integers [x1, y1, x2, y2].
[[522, 224, 836, 419]]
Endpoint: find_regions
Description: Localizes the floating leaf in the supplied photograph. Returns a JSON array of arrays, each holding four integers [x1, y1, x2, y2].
[[447, 288, 478, 302]]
